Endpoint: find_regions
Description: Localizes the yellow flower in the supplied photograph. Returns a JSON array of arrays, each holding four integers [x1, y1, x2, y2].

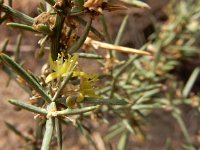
[[45, 53, 78, 83], [73, 71, 101, 102]]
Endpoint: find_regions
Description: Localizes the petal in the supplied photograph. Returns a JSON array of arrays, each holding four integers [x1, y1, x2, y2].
[[72, 71, 80, 77], [67, 54, 79, 72], [45, 72, 60, 83], [49, 54, 58, 71], [82, 89, 100, 98], [80, 78, 100, 98], [61, 61, 70, 74], [77, 93, 84, 102]]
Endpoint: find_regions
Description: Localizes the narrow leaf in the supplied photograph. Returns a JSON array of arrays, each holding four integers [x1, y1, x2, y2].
[[1, 39, 9, 53], [5, 121, 30, 142], [74, 16, 104, 40], [77, 122, 97, 149], [55, 118, 62, 150], [69, 17, 92, 53], [7, 23, 39, 33], [101, 15, 112, 42], [77, 53, 103, 59], [104, 127, 125, 141], [172, 110, 192, 145], [83, 97, 128, 105], [117, 132, 129, 150], [131, 103, 161, 110], [55, 106, 98, 116], [41, 103, 55, 150], [3, 67, 31, 93], [14, 34, 22, 63], [41, 118, 54, 150], [0, 53, 52, 103], [0, 4, 34, 24], [122, 119, 134, 133], [114, 15, 129, 45], [182, 67, 200, 98], [9, 99, 47, 115]]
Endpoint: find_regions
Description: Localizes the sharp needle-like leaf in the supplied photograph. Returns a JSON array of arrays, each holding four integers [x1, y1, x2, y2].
[[41, 103, 55, 150], [9, 99, 47, 115], [182, 67, 200, 98], [7, 23, 39, 33], [54, 106, 98, 116], [55, 118, 62, 150], [83, 97, 128, 105], [117, 131, 129, 150], [0, 4, 34, 24], [69, 18, 92, 53], [0, 53, 52, 103]]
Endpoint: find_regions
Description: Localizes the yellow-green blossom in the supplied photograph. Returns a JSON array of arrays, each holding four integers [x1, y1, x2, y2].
[[73, 71, 101, 102], [45, 53, 78, 83], [66, 96, 76, 108]]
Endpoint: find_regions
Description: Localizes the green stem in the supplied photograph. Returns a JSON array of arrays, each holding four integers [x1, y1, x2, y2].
[[69, 17, 92, 53], [51, 14, 65, 60], [52, 72, 73, 101]]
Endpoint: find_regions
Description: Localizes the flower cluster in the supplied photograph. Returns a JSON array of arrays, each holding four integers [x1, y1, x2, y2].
[[73, 71, 100, 102], [46, 53, 100, 106], [45, 53, 78, 83]]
